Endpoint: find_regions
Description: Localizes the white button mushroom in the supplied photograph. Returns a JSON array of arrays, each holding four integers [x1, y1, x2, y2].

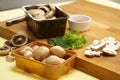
[[50, 46, 65, 58], [23, 50, 33, 58], [19, 46, 33, 56], [32, 45, 40, 51], [45, 55, 62, 65], [33, 46, 50, 61]]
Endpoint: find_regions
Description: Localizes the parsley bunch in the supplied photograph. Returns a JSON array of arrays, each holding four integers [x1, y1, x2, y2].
[[47, 30, 87, 49]]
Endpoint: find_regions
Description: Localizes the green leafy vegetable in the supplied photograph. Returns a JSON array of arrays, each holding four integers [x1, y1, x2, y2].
[[47, 30, 87, 49]]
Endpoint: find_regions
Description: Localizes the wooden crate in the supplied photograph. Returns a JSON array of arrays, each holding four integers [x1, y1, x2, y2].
[[13, 40, 77, 80]]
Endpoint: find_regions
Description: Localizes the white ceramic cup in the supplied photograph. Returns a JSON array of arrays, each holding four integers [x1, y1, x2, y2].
[[68, 14, 92, 32]]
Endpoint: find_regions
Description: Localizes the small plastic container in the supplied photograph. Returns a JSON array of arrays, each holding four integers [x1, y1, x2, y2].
[[13, 41, 77, 80], [68, 14, 91, 32], [22, 4, 69, 39]]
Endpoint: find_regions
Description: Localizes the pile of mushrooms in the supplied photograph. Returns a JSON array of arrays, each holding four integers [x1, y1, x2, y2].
[[19, 45, 66, 65], [4, 34, 28, 62], [28, 3, 56, 20], [85, 36, 120, 58]]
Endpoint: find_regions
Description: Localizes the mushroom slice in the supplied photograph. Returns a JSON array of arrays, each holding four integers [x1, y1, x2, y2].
[[48, 3, 56, 13], [11, 34, 28, 47], [105, 41, 120, 51], [28, 9, 45, 16], [91, 51, 102, 57], [38, 6, 50, 13], [91, 40, 105, 50], [45, 10, 55, 18], [105, 36, 115, 43], [92, 40, 99, 45], [84, 49, 93, 58], [103, 48, 117, 56]]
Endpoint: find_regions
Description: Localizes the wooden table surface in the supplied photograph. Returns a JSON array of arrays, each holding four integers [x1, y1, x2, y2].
[[0, 0, 120, 80]]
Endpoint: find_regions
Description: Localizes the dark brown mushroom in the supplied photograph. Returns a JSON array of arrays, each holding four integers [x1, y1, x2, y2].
[[11, 34, 28, 47], [0, 46, 10, 55], [4, 40, 14, 47]]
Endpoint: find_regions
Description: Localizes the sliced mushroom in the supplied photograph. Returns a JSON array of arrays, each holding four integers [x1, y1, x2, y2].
[[45, 10, 55, 18], [45, 3, 56, 19], [91, 40, 105, 50], [105, 36, 115, 44], [103, 48, 117, 56], [105, 40, 120, 51], [84, 49, 93, 58], [48, 3, 56, 13], [85, 36, 120, 57], [38, 6, 50, 14], [91, 51, 102, 57], [92, 40, 99, 45], [11, 34, 28, 47]]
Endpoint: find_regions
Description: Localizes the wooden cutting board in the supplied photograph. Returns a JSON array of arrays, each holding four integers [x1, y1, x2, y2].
[[0, 0, 120, 80]]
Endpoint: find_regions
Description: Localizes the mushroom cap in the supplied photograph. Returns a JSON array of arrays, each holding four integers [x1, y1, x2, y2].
[[33, 46, 50, 61], [28, 9, 45, 16], [0, 46, 10, 55], [19, 46, 33, 56], [48, 3, 56, 13], [45, 10, 54, 18], [11, 34, 28, 47], [4, 40, 14, 47], [45, 55, 62, 65], [38, 6, 50, 13], [23, 50, 33, 58], [32, 45, 40, 51], [34, 15, 46, 20], [50, 46, 65, 58]]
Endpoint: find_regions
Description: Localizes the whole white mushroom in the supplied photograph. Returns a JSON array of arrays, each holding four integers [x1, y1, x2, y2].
[[33, 46, 50, 61], [50, 46, 65, 58], [45, 55, 62, 65]]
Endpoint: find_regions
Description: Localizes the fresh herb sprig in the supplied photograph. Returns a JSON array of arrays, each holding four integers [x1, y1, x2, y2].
[[47, 30, 87, 49]]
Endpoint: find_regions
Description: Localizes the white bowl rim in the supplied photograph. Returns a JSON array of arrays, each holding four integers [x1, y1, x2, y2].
[[68, 14, 92, 23]]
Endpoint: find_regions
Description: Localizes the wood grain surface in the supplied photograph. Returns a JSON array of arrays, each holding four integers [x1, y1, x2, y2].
[[0, 0, 120, 80]]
